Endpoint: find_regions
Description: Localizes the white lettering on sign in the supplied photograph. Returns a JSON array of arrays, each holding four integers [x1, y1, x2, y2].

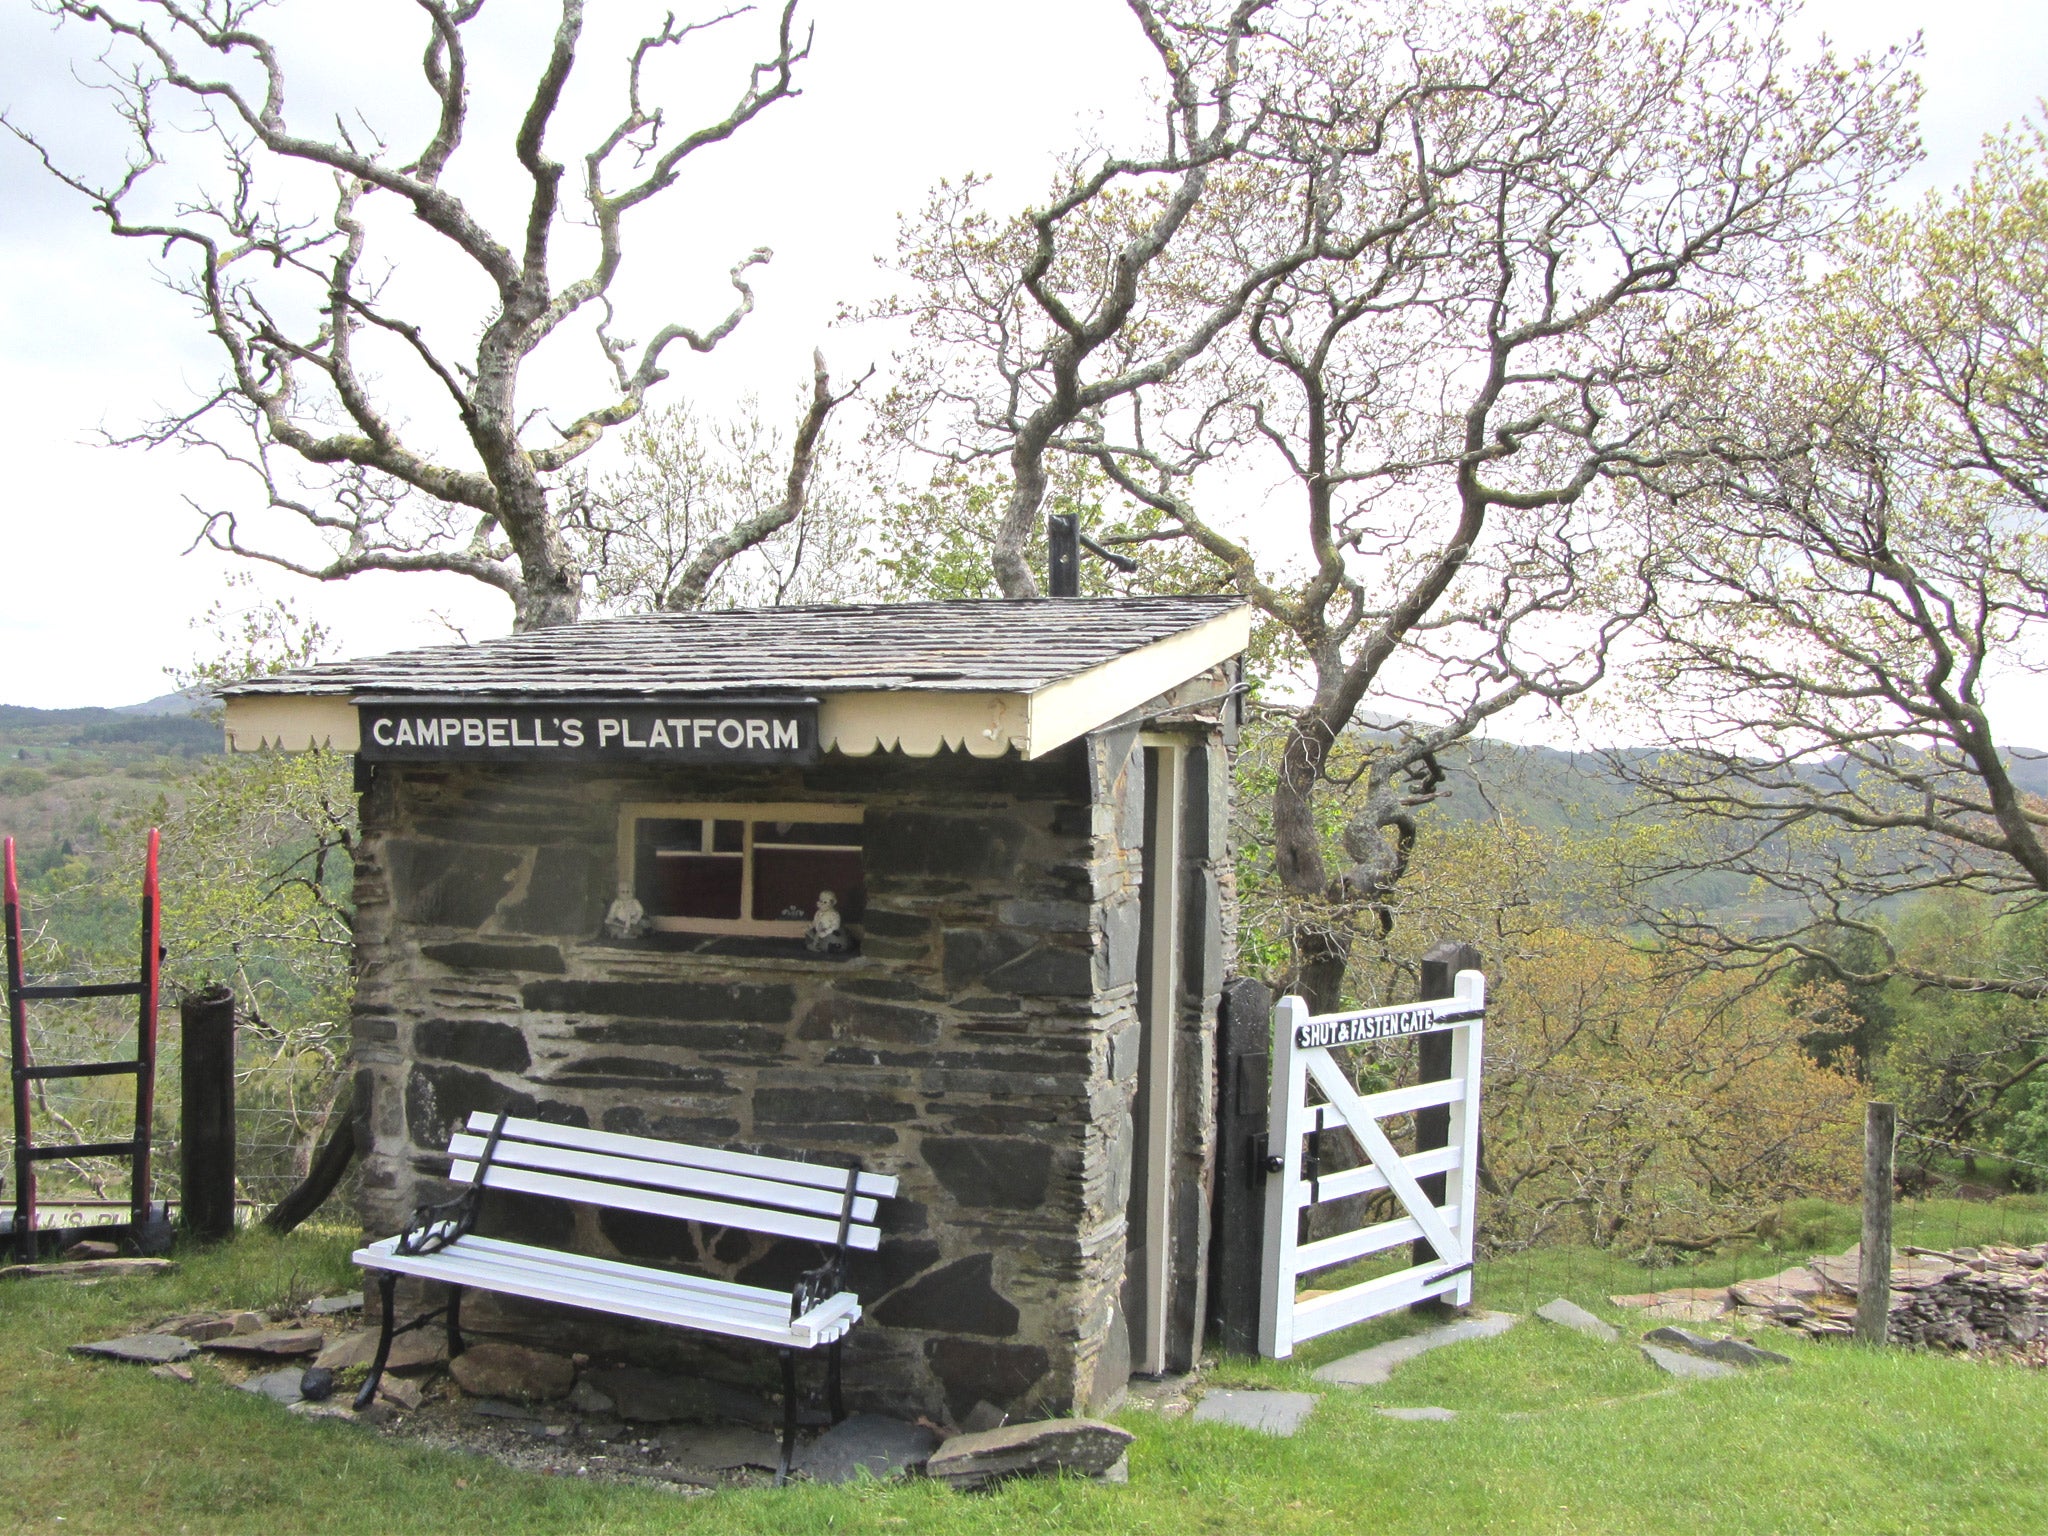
[[358, 705, 814, 762], [1294, 1002, 1482, 1051]]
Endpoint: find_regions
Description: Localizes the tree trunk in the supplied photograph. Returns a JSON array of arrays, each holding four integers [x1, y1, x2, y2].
[[264, 1084, 357, 1236], [1273, 712, 1349, 1012]]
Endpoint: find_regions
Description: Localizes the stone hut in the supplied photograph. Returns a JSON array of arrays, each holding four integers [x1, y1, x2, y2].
[[222, 596, 1249, 1423]]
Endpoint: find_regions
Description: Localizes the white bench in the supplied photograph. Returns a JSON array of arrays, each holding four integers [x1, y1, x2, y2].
[[351, 1112, 897, 1481]]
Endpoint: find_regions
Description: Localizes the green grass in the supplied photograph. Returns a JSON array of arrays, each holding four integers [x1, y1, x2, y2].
[[4, 1208, 2047, 1535]]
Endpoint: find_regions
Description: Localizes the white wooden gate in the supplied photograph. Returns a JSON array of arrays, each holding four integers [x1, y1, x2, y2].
[[1257, 970, 1486, 1357]]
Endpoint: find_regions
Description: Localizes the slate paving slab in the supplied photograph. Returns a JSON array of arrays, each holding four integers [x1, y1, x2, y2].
[[160, 1313, 238, 1341], [70, 1333, 199, 1365], [150, 1362, 196, 1383], [5, 1257, 174, 1281], [1378, 1406, 1458, 1421], [1642, 1327, 1791, 1368], [1640, 1343, 1737, 1380], [316, 1327, 448, 1373], [304, 1294, 363, 1317], [1536, 1298, 1619, 1343], [449, 1342, 575, 1402], [795, 1414, 940, 1484], [376, 1375, 426, 1411], [1313, 1310, 1519, 1387], [468, 1397, 541, 1422], [925, 1418, 1135, 1488], [1190, 1389, 1318, 1436], [661, 1424, 785, 1473], [202, 1328, 325, 1358], [240, 1368, 306, 1405]]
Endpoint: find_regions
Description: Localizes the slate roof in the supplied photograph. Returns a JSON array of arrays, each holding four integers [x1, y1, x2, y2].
[[223, 596, 1247, 700]]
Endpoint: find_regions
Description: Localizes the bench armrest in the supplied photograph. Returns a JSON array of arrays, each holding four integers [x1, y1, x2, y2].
[[790, 1255, 845, 1323], [395, 1187, 482, 1256], [790, 1290, 861, 1345]]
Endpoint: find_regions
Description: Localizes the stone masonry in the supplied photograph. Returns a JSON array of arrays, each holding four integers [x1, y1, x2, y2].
[[349, 706, 1231, 1425]]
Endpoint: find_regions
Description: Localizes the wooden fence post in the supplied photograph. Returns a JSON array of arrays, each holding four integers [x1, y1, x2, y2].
[[1856, 1100, 1896, 1345], [1412, 939, 1481, 1307], [179, 985, 236, 1243]]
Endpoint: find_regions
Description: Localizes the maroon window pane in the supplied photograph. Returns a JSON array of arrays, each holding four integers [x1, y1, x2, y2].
[[640, 854, 742, 920], [751, 848, 865, 924], [711, 819, 745, 852]]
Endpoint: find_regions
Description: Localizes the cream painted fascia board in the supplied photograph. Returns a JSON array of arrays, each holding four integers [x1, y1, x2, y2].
[[220, 604, 1249, 760], [223, 695, 360, 753], [819, 691, 1025, 758], [1022, 604, 1251, 759]]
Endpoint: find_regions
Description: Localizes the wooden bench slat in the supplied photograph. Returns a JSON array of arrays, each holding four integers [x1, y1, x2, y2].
[[436, 1234, 802, 1314], [366, 1236, 798, 1332], [446, 1161, 884, 1251], [447, 1132, 880, 1223], [463, 1112, 899, 1199], [356, 1238, 858, 1347]]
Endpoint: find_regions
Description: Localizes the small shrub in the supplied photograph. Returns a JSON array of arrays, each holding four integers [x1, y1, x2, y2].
[[0, 765, 49, 795]]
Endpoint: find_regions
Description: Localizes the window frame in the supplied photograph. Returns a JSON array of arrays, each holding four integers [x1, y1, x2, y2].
[[616, 800, 865, 938]]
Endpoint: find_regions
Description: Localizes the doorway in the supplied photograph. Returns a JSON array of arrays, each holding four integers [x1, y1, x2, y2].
[[1123, 738, 1184, 1377]]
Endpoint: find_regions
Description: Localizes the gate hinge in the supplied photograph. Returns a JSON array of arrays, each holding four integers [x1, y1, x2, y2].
[[1250, 1132, 1279, 1179]]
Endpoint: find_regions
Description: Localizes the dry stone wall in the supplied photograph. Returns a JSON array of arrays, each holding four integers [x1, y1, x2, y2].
[[347, 727, 1223, 1425]]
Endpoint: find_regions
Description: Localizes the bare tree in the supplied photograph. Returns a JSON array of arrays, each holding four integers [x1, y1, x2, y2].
[[1079, 0, 1917, 1006], [879, 0, 1404, 599], [1618, 128, 2048, 1132], [7, 0, 829, 629], [573, 350, 876, 612]]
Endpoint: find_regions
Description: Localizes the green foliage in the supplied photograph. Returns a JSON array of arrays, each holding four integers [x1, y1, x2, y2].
[[0, 765, 49, 795], [871, 459, 1221, 602], [1999, 1079, 2048, 1191]]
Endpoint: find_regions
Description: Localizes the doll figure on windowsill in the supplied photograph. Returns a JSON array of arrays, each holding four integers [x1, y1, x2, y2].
[[805, 890, 851, 954], [604, 892, 649, 940]]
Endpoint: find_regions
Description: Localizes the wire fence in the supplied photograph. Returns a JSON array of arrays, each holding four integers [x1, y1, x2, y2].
[[3, 995, 352, 1228]]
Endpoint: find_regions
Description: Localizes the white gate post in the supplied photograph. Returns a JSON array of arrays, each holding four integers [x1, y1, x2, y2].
[[1443, 969, 1486, 1306], [1258, 993, 1309, 1359]]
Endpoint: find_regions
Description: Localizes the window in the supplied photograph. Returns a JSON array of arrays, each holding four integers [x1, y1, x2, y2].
[[618, 802, 864, 937]]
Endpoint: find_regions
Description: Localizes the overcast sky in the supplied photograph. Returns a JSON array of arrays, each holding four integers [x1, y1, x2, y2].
[[1, 0, 2042, 714]]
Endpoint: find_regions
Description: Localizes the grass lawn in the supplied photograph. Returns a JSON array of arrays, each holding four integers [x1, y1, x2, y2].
[[4, 1199, 2045, 1536]]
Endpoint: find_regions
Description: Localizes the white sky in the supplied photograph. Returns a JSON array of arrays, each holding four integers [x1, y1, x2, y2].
[[0, 0, 2042, 715]]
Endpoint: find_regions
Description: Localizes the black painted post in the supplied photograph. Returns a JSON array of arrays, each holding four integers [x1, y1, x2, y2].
[[1208, 975, 1273, 1354], [1411, 940, 1481, 1307], [1047, 513, 1081, 597], [179, 985, 236, 1243]]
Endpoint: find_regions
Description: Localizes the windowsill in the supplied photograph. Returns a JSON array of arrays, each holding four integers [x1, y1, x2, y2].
[[592, 931, 864, 962]]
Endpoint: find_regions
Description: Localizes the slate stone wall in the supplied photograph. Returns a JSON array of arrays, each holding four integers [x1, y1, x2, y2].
[[348, 718, 1230, 1424]]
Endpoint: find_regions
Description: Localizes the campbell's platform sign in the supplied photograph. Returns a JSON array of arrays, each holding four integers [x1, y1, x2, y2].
[[356, 702, 819, 765]]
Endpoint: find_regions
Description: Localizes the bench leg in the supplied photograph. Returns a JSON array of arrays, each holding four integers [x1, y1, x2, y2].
[[776, 1348, 798, 1486], [445, 1284, 466, 1358], [828, 1338, 846, 1424], [354, 1273, 398, 1412]]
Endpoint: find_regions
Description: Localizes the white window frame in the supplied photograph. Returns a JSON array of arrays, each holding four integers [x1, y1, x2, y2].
[[617, 801, 864, 938]]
